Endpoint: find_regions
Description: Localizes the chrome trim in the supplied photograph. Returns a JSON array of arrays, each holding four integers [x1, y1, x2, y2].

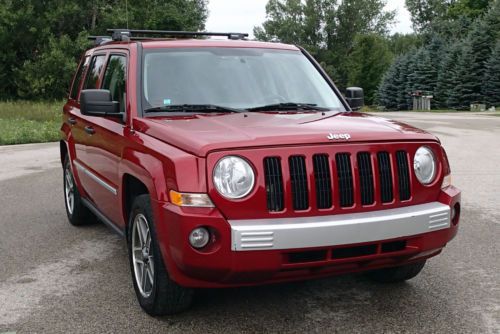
[[229, 202, 451, 251], [73, 160, 118, 196]]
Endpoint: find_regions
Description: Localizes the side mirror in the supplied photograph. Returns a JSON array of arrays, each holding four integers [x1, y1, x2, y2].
[[345, 87, 364, 111], [80, 89, 122, 118]]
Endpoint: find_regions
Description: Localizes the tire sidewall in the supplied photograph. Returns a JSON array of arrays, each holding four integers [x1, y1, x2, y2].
[[127, 195, 162, 311]]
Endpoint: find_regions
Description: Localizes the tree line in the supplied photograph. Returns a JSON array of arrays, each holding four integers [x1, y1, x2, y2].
[[0, 0, 208, 100], [1, 0, 499, 110], [254, 0, 500, 109], [378, 0, 500, 110]]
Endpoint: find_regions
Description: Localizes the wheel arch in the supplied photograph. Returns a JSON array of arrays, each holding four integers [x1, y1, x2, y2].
[[60, 140, 68, 166], [122, 173, 150, 233]]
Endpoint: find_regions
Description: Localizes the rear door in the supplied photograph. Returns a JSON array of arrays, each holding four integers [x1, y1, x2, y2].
[[64, 55, 90, 164], [70, 52, 109, 200]]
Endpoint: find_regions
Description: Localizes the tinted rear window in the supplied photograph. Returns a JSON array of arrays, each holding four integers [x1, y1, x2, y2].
[[70, 56, 90, 100]]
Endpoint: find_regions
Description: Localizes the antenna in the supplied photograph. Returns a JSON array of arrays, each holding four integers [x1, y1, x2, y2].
[[125, 0, 129, 29]]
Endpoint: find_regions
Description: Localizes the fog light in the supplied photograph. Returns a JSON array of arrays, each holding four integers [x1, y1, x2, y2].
[[189, 227, 210, 249]]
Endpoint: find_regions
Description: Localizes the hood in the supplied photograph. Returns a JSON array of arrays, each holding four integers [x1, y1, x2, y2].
[[135, 111, 437, 157]]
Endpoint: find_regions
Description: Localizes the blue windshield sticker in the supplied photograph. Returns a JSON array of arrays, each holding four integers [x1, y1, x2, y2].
[[163, 99, 172, 105]]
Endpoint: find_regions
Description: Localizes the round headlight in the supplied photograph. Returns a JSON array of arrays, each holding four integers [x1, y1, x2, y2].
[[213, 156, 255, 199], [414, 146, 437, 185]]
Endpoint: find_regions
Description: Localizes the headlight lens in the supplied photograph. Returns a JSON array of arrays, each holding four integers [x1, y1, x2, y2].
[[213, 156, 255, 199], [414, 146, 437, 185]]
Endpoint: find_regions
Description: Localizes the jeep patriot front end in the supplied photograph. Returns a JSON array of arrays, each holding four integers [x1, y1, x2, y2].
[[61, 29, 461, 315]]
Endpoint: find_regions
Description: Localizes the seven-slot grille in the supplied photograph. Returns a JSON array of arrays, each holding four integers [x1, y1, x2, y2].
[[263, 151, 412, 212]]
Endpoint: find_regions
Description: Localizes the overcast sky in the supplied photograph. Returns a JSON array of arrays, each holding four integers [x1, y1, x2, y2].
[[206, 0, 413, 37]]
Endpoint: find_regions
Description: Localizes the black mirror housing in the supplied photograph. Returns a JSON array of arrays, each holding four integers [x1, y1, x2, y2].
[[80, 89, 121, 117], [345, 87, 364, 111]]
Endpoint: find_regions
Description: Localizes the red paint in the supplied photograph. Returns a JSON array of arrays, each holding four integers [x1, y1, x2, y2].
[[61, 39, 461, 288]]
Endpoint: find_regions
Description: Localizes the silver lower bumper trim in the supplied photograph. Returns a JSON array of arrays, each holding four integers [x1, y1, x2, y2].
[[229, 202, 450, 251]]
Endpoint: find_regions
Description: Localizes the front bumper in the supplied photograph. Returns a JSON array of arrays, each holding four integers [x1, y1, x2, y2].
[[152, 186, 461, 288], [230, 202, 450, 251]]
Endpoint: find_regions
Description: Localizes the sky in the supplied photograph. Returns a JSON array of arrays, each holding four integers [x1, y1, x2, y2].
[[206, 0, 414, 38]]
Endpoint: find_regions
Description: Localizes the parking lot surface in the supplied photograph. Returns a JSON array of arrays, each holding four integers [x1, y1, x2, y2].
[[0, 112, 499, 333]]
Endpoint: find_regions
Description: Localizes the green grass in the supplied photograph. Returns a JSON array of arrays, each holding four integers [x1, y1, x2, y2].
[[0, 101, 63, 145]]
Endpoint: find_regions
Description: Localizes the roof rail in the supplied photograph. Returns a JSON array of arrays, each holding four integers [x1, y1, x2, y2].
[[107, 29, 248, 41]]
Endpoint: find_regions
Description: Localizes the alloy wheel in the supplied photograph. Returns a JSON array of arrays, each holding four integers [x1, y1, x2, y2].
[[132, 213, 155, 297], [64, 167, 75, 215]]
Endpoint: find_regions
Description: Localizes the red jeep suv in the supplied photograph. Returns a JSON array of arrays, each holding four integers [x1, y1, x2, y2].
[[61, 29, 461, 315]]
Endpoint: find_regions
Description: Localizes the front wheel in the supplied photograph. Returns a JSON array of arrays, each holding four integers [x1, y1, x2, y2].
[[128, 194, 194, 315], [366, 261, 426, 283]]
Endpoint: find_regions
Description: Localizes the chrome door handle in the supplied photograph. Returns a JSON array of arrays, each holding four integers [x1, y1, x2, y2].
[[67, 117, 77, 125]]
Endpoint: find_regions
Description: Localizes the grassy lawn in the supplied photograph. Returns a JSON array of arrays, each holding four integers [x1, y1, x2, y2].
[[0, 101, 63, 145]]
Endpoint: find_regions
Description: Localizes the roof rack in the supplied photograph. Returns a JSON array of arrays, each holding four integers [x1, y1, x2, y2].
[[88, 29, 249, 45]]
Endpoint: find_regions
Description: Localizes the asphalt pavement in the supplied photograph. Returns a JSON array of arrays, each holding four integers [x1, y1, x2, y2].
[[0, 112, 499, 334]]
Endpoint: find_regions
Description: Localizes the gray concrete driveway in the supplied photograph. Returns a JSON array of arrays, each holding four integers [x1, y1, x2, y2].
[[0, 112, 499, 333]]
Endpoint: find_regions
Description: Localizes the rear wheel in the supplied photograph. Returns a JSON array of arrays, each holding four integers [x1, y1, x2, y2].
[[63, 157, 95, 226], [128, 194, 193, 315], [366, 261, 426, 283]]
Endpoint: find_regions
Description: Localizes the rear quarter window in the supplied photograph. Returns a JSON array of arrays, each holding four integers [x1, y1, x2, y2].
[[70, 56, 90, 100]]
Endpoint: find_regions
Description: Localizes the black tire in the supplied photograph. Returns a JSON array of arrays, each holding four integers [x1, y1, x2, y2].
[[63, 156, 95, 226], [366, 261, 426, 283], [127, 194, 194, 316]]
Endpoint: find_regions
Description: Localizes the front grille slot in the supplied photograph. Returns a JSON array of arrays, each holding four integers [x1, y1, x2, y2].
[[332, 244, 377, 259], [313, 154, 332, 209], [289, 156, 309, 210], [335, 153, 354, 207], [381, 240, 407, 253], [377, 152, 394, 203], [288, 250, 327, 263], [396, 151, 411, 201], [264, 157, 284, 212], [357, 152, 375, 205]]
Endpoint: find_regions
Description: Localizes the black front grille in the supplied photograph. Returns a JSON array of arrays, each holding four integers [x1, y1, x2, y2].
[[357, 152, 375, 205], [336, 153, 354, 207], [377, 152, 394, 203], [263, 150, 412, 212], [313, 154, 332, 209], [264, 157, 284, 212], [289, 156, 309, 210], [396, 151, 411, 201]]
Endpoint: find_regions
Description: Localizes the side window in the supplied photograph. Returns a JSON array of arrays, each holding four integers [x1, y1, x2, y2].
[[70, 56, 90, 100], [102, 55, 127, 113], [83, 55, 106, 89]]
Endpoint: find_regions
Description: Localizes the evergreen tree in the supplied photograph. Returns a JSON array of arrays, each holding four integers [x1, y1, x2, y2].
[[404, 51, 419, 110], [435, 42, 462, 109], [483, 42, 500, 107], [449, 40, 480, 110], [377, 56, 401, 110], [411, 48, 438, 95]]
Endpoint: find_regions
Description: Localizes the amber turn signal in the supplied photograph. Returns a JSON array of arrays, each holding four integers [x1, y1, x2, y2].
[[169, 190, 214, 208]]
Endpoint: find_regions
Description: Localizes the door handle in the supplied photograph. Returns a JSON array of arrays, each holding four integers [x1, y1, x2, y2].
[[67, 117, 77, 125], [84, 126, 95, 135]]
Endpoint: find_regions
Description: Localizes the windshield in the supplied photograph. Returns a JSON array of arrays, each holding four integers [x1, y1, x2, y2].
[[142, 48, 346, 112]]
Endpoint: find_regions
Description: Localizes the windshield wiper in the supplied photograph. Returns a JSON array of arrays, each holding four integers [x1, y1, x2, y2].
[[144, 104, 244, 114], [247, 102, 331, 112]]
